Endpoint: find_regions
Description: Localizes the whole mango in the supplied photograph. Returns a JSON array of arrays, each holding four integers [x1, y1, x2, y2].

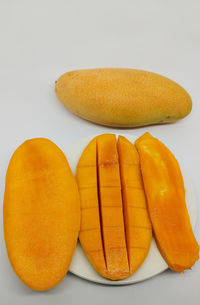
[[55, 68, 192, 127]]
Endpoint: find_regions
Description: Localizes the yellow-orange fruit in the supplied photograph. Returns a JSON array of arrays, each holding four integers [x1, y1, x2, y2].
[[135, 132, 199, 272], [3, 138, 80, 291], [76, 139, 107, 278], [117, 136, 152, 274], [55, 68, 192, 127], [97, 134, 129, 279], [76, 134, 152, 280]]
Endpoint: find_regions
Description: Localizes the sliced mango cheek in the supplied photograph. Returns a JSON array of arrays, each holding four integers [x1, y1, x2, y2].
[[76, 135, 152, 280]]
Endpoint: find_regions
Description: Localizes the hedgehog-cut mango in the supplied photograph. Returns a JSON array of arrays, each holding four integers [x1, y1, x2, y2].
[[76, 134, 152, 280], [3, 138, 80, 291], [135, 132, 199, 272]]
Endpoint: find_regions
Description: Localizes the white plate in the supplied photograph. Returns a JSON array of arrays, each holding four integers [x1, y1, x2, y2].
[[63, 133, 198, 285]]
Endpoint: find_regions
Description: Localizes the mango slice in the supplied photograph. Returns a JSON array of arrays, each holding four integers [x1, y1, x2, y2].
[[77, 139, 107, 277], [3, 138, 80, 290], [135, 133, 199, 272], [118, 136, 152, 274], [97, 134, 129, 279], [76, 134, 152, 279]]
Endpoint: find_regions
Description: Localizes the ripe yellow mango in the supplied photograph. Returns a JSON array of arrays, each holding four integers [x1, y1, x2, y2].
[[55, 68, 192, 127]]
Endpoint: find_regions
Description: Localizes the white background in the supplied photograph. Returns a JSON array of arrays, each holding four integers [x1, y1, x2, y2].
[[0, 0, 199, 304]]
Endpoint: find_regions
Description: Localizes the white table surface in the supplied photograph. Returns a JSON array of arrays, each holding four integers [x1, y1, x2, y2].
[[0, 1, 199, 304]]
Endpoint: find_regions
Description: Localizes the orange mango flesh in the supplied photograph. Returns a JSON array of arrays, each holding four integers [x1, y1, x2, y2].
[[117, 136, 152, 274], [3, 138, 80, 291], [97, 134, 129, 279], [135, 132, 199, 272], [76, 139, 107, 276], [76, 134, 152, 280]]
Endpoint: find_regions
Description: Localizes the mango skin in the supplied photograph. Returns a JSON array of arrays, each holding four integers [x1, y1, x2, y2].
[[55, 68, 192, 127]]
